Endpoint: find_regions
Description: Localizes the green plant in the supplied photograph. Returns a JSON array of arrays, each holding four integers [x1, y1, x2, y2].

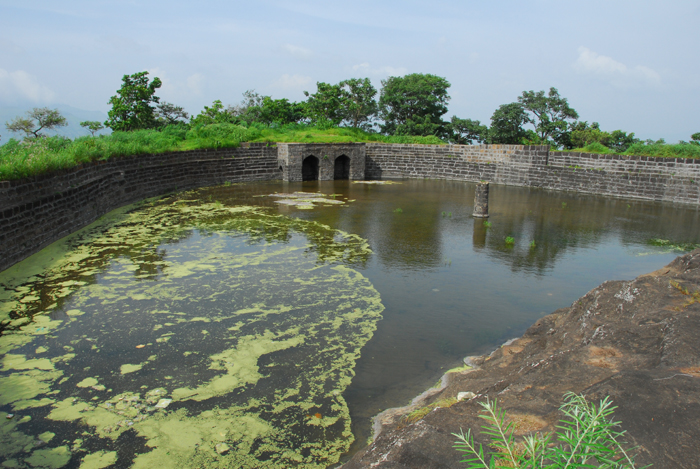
[[529, 240, 536, 248], [405, 397, 459, 424], [483, 221, 492, 228], [561, 202, 567, 208], [393, 208, 403, 213], [453, 393, 644, 468], [505, 236, 515, 245]]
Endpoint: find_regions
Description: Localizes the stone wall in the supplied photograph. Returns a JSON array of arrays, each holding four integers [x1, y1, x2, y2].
[[2, 141, 699, 273], [277, 142, 365, 181], [0, 143, 279, 272], [365, 143, 700, 204]]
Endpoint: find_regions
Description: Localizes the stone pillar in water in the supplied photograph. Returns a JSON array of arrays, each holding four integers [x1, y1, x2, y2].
[[473, 182, 489, 218]]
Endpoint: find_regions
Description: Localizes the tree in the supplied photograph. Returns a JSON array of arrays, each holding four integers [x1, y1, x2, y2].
[[339, 78, 378, 130], [6, 107, 67, 138], [378, 73, 451, 137], [105, 71, 162, 131], [690, 132, 700, 146], [489, 103, 530, 144], [80, 120, 105, 137], [570, 122, 639, 152], [229, 90, 266, 124], [449, 117, 489, 145], [189, 100, 239, 127], [155, 102, 189, 125], [304, 82, 346, 126], [518, 87, 578, 147], [259, 97, 306, 125]]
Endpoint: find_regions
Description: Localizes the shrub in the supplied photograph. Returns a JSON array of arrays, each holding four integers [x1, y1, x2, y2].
[[453, 392, 645, 468]]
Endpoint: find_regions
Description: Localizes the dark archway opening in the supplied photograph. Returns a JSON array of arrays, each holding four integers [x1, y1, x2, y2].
[[302, 156, 319, 181], [334, 155, 350, 180]]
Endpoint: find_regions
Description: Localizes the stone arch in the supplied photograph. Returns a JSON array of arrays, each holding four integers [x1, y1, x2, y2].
[[334, 155, 350, 180], [302, 155, 319, 181]]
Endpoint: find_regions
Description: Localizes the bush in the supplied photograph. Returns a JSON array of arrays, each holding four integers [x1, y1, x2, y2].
[[453, 392, 645, 468], [582, 142, 613, 154]]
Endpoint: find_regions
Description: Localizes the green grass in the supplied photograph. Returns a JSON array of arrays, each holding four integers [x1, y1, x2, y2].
[[569, 141, 700, 159], [0, 123, 445, 181]]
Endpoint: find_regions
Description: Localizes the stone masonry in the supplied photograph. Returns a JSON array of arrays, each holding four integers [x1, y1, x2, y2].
[[2, 142, 699, 273], [277, 143, 365, 181]]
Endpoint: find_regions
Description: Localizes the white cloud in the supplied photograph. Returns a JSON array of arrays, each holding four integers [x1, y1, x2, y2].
[[282, 44, 313, 60], [351, 63, 407, 77], [272, 74, 313, 90], [186, 74, 204, 95], [0, 69, 55, 103], [574, 47, 661, 87]]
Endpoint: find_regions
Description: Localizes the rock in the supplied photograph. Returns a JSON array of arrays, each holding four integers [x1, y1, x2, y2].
[[215, 443, 230, 455], [344, 250, 700, 469], [457, 392, 476, 401]]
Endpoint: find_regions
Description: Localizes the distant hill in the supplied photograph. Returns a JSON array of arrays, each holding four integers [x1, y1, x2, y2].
[[0, 104, 110, 143]]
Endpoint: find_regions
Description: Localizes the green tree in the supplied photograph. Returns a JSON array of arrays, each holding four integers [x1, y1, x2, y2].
[[105, 71, 162, 131], [339, 78, 378, 130], [229, 90, 266, 124], [6, 107, 67, 138], [518, 87, 578, 147], [378, 73, 451, 137], [449, 117, 489, 144], [80, 120, 105, 137], [489, 103, 530, 144], [690, 132, 700, 146], [259, 97, 306, 125], [189, 100, 239, 127], [155, 102, 189, 125], [304, 82, 346, 126]]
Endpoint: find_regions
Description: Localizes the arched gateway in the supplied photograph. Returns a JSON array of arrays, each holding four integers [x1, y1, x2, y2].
[[334, 155, 350, 180], [302, 156, 319, 181], [277, 143, 366, 182]]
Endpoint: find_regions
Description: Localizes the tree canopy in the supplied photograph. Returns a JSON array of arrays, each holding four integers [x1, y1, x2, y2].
[[489, 103, 531, 144], [448, 117, 489, 145], [156, 102, 189, 126], [80, 120, 105, 137], [518, 87, 578, 146], [105, 71, 162, 131], [6, 108, 67, 138], [378, 73, 451, 138]]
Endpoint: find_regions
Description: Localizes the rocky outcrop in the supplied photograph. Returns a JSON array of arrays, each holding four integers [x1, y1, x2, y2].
[[345, 249, 700, 468]]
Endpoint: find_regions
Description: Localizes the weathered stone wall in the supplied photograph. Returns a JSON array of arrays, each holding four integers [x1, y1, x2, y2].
[[0, 144, 280, 272], [278, 143, 365, 181], [365, 143, 700, 204], [2, 141, 699, 273]]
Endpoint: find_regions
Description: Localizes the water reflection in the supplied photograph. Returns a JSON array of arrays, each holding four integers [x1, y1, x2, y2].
[[216, 179, 699, 460]]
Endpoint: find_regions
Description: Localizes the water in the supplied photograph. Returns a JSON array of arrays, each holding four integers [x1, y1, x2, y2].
[[1, 179, 699, 468]]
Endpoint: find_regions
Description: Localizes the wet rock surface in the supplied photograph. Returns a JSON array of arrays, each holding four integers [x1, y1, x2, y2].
[[345, 249, 700, 468]]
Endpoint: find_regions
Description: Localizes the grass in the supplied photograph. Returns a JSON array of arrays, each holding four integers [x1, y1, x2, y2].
[[0, 123, 445, 181], [453, 393, 645, 468], [569, 141, 700, 159], [505, 236, 515, 245]]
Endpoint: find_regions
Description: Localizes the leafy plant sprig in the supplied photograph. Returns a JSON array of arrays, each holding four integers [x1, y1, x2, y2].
[[452, 392, 648, 468]]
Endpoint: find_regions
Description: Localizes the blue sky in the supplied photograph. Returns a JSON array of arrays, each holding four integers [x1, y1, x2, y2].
[[1, 0, 698, 142]]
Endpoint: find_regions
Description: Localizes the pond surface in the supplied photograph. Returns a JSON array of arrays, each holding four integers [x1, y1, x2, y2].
[[1, 179, 699, 468]]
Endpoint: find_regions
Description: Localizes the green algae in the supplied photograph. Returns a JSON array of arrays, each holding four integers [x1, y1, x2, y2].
[[79, 450, 117, 469], [120, 364, 143, 374], [0, 190, 383, 468], [24, 446, 71, 468]]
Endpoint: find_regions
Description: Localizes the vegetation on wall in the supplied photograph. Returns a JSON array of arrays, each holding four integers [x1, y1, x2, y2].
[[2, 69, 698, 180]]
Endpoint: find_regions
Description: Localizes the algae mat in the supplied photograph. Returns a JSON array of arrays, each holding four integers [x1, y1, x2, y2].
[[0, 192, 383, 468]]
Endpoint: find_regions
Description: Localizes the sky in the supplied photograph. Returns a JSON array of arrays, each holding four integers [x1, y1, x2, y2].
[[1, 0, 699, 142]]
